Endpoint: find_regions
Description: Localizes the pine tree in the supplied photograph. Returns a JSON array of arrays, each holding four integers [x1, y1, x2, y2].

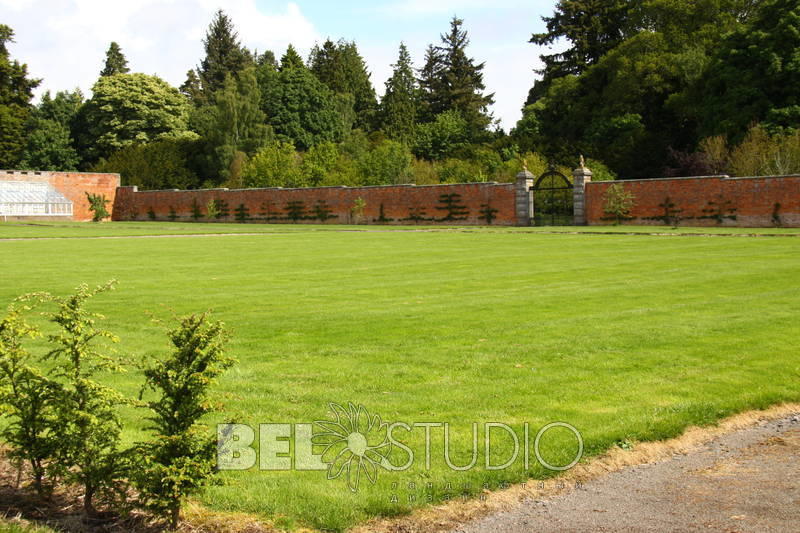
[[438, 17, 495, 139], [527, 0, 634, 103], [280, 44, 305, 70], [197, 10, 251, 103], [309, 39, 378, 131], [99, 41, 130, 77], [380, 43, 418, 143], [258, 46, 344, 150], [417, 44, 446, 123], [179, 69, 203, 104], [0, 25, 40, 168]]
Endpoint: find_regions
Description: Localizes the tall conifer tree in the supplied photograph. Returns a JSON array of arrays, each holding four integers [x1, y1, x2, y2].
[[196, 10, 251, 104], [99, 42, 130, 77], [309, 39, 377, 131], [380, 43, 418, 143], [0, 25, 40, 168]]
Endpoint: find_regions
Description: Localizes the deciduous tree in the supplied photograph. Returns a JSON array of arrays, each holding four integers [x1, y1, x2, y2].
[[76, 73, 191, 164]]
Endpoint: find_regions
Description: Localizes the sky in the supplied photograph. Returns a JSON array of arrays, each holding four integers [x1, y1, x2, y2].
[[0, 0, 557, 131]]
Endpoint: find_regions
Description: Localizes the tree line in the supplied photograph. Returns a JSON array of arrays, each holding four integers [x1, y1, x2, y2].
[[1, 0, 798, 189]]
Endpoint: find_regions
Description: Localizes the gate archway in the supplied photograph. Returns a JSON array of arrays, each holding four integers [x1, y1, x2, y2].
[[531, 169, 573, 226]]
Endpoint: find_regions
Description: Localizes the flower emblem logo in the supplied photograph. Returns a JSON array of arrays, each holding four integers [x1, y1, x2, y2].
[[313, 402, 392, 492]]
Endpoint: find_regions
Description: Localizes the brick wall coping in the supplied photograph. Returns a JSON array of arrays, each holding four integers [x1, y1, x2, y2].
[[587, 174, 800, 186], [1, 170, 120, 178], [586, 175, 729, 186], [2, 170, 47, 176], [125, 181, 510, 194]]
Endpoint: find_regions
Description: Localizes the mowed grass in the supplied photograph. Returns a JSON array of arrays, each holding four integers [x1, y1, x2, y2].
[[1, 224, 799, 531], [2, 220, 800, 239]]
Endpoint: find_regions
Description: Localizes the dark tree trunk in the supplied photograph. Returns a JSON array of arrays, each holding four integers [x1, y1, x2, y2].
[[83, 485, 97, 519], [170, 504, 181, 530]]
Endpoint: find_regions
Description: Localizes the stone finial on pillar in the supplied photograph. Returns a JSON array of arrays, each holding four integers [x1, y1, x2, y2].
[[515, 168, 535, 226], [573, 156, 592, 226]]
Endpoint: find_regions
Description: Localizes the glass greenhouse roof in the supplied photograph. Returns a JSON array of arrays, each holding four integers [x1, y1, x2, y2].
[[0, 180, 73, 216]]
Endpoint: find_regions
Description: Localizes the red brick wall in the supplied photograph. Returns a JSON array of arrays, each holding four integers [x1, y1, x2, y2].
[[1, 170, 121, 222], [585, 175, 800, 228], [112, 182, 517, 225]]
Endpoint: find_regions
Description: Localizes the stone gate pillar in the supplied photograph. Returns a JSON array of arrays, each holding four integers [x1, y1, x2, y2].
[[515, 168, 534, 226], [572, 157, 593, 225]]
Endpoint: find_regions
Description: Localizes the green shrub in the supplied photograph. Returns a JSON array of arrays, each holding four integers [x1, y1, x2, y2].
[[351, 197, 366, 224], [91, 137, 200, 190], [132, 313, 233, 529], [242, 141, 304, 188], [0, 302, 59, 498], [602, 183, 635, 224], [42, 281, 126, 518], [85, 192, 110, 222], [205, 199, 219, 219]]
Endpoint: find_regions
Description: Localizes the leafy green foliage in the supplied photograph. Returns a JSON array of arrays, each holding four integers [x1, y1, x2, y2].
[[0, 302, 59, 498], [133, 313, 232, 529], [76, 73, 191, 164], [419, 18, 494, 140], [700, 197, 737, 223], [258, 48, 345, 150], [205, 199, 219, 219], [526, 0, 759, 177], [233, 203, 250, 222], [20, 118, 80, 171], [656, 196, 683, 227], [42, 282, 125, 518], [413, 110, 469, 160], [312, 200, 335, 222], [191, 199, 202, 221], [350, 197, 366, 224], [200, 68, 270, 185], [528, 0, 633, 102], [479, 203, 499, 224], [242, 140, 304, 188], [195, 10, 251, 104], [285, 200, 307, 222], [696, 125, 800, 177], [99, 42, 130, 77], [0, 25, 40, 168], [19, 90, 83, 170], [700, 0, 800, 140], [310, 39, 378, 131], [379, 43, 418, 143], [92, 137, 200, 190], [436, 193, 469, 221], [214, 199, 230, 219], [85, 192, 110, 222], [602, 183, 636, 224]]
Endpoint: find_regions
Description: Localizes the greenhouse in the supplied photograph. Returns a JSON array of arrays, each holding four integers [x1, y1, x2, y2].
[[0, 180, 73, 218]]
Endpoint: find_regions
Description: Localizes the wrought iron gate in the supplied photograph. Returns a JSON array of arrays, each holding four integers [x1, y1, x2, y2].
[[532, 169, 573, 226]]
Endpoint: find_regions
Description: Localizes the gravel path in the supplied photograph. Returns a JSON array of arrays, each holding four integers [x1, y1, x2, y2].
[[454, 414, 800, 533]]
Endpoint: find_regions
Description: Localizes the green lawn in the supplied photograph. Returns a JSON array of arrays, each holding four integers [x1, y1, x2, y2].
[[1, 223, 798, 531], [2, 220, 799, 239]]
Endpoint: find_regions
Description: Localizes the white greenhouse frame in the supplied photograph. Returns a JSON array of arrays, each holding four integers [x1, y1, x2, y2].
[[0, 181, 73, 218]]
